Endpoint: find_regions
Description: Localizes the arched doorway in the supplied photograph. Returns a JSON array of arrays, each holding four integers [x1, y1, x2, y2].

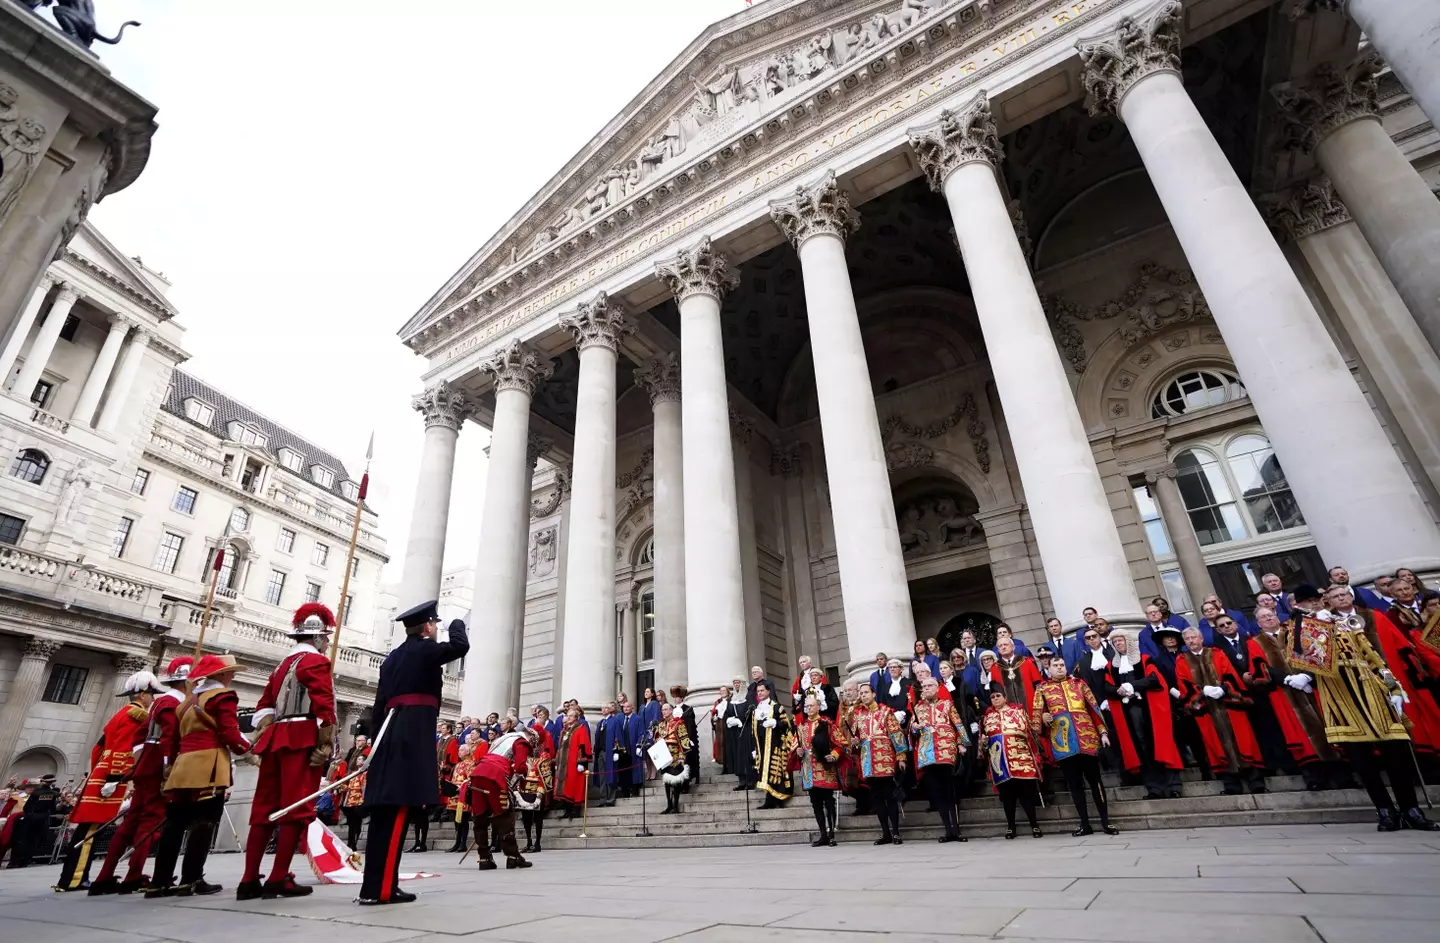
[[937, 611, 1004, 654], [9, 746, 65, 782]]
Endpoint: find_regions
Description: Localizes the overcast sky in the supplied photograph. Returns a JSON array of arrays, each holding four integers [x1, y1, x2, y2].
[[85, 0, 745, 580]]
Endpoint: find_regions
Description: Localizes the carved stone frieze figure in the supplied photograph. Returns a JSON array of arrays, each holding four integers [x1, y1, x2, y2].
[[0, 83, 47, 228], [933, 497, 980, 546], [56, 459, 97, 526], [897, 504, 931, 554], [895, 492, 984, 557], [528, 526, 558, 577]]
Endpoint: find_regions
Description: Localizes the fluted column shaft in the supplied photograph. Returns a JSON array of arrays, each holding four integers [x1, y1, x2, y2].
[[0, 276, 52, 385], [635, 353, 688, 689], [466, 342, 552, 716], [1275, 51, 1440, 358], [13, 284, 78, 401], [396, 381, 471, 647], [72, 315, 129, 425], [909, 99, 1143, 629], [658, 239, 748, 702], [0, 638, 61, 778], [558, 297, 631, 710], [1079, 0, 1440, 579], [96, 329, 153, 433], [770, 174, 917, 676], [1147, 466, 1217, 607]]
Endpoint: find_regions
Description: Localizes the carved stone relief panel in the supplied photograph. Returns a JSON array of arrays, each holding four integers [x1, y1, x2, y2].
[[528, 526, 558, 578], [1044, 260, 1212, 373], [895, 487, 985, 558]]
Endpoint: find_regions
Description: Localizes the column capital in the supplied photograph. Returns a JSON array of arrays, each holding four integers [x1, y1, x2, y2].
[[633, 352, 681, 406], [22, 636, 62, 661], [560, 292, 633, 352], [729, 405, 755, 446], [770, 441, 803, 478], [1143, 463, 1178, 485], [1076, 0, 1183, 117], [412, 379, 474, 431], [1272, 51, 1383, 154], [655, 236, 739, 304], [105, 312, 131, 331], [907, 91, 1002, 188], [114, 652, 150, 673], [768, 169, 859, 249], [132, 328, 154, 347], [1008, 199, 1034, 267], [1263, 177, 1352, 241], [480, 339, 554, 396], [52, 283, 81, 308], [526, 432, 552, 470]]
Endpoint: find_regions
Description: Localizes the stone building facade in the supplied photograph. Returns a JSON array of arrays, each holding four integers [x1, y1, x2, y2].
[[393, 0, 1440, 718], [0, 222, 446, 784]]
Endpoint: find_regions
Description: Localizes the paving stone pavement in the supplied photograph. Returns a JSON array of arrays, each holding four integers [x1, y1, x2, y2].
[[1, 823, 1438, 942]]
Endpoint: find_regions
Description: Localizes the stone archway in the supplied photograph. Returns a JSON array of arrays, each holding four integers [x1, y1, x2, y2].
[[9, 745, 66, 781]]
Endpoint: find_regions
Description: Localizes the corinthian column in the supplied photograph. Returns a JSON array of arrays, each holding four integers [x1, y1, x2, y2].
[[1274, 50, 1440, 359], [508, 431, 551, 708], [72, 315, 130, 426], [397, 380, 472, 639], [907, 94, 1143, 628], [1292, 1, 1440, 136], [633, 352, 688, 689], [1268, 178, 1440, 500], [770, 173, 917, 675], [1077, 0, 1440, 579], [0, 637, 62, 778], [656, 238, 747, 702], [466, 341, 553, 716], [13, 283, 78, 401], [557, 295, 632, 709]]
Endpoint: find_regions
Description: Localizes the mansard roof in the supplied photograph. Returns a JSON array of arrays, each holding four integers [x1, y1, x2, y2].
[[399, 0, 969, 350], [161, 370, 362, 503]]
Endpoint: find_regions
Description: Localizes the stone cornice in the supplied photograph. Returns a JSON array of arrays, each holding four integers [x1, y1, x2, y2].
[[1272, 51, 1383, 155], [412, 379, 474, 431], [633, 352, 682, 406], [907, 89, 1001, 188], [655, 236, 740, 304], [479, 339, 554, 397], [1076, 0, 1182, 117], [769, 169, 860, 248]]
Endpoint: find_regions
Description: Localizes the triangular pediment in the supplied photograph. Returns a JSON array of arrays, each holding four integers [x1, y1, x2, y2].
[[65, 222, 178, 320], [401, 0, 966, 346]]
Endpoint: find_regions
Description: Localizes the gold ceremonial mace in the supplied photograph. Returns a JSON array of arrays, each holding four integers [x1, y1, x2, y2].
[[190, 546, 226, 661], [329, 432, 373, 667]]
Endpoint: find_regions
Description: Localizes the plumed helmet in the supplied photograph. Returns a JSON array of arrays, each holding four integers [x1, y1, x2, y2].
[[291, 602, 336, 638], [159, 655, 194, 685], [118, 670, 166, 697], [190, 653, 239, 680]]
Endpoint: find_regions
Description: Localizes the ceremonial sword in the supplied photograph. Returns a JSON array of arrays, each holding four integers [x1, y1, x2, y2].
[[267, 707, 395, 822]]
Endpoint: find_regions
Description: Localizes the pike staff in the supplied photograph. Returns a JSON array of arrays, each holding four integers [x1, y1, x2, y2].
[[190, 547, 225, 661], [329, 432, 373, 667]]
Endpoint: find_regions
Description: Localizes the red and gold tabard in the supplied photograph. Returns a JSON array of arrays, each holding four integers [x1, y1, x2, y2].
[[910, 696, 968, 770], [71, 699, 150, 824], [796, 716, 849, 790], [1030, 677, 1106, 760], [846, 701, 906, 779], [447, 755, 476, 815], [981, 704, 1040, 783], [521, 728, 556, 805]]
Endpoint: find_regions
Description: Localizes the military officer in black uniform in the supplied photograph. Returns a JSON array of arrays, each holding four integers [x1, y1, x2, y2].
[[357, 600, 468, 905]]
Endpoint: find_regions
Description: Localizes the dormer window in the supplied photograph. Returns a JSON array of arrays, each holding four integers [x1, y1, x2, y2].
[[184, 398, 214, 426], [311, 465, 335, 489], [340, 480, 360, 501], [227, 421, 268, 448], [278, 448, 305, 473]]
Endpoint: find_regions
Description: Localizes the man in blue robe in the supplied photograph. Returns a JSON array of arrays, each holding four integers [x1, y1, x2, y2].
[[619, 700, 647, 798], [592, 702, 621, 806]]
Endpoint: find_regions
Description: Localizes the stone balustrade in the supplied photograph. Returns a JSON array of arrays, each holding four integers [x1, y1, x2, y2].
[[0, 546, 163, 620], [148, 431, 225, 474], [28, 407, 70, 434]]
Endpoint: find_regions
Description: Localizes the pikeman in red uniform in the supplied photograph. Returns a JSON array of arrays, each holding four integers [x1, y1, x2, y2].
[[237, 603, 337, 900], [54, 668, 167, 891], [89, 656, 192, 896], [468, 727, 536, 870]]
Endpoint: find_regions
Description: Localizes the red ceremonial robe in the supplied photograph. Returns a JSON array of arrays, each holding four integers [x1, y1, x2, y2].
[[1140, 656, 1183, 770], [1244, 636, 1319, 764], [553, 722, 592, 805], [1091, 661, 1143, 775], [249, 646, 337, 824], [72, 700, 150, 824], [988, 660, 1042, 713], [1371, 609, 1440, 755], [1176, 649, 1263, 770]]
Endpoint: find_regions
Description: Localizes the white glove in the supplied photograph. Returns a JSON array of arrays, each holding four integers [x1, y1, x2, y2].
[[1390, 695, 1406, 717], [764, 719, 777, 729], [99, 782, 117, 799], [1284, 674, 1313, 691], [130, 743, 145, 757], [612, 752, 619, 761], [752, 751, 758, 759], [1169, 687, 1182, 699], [1118, 683, 1135, 698], [1098, 700, 1110, 712], [118, 797, 131, 815], [969, 723, 979, 734], [1202, 685, 1225, 700], [577, 764, 587, 773], [895, 711, 907, 725], [726, 717, 741, 728]]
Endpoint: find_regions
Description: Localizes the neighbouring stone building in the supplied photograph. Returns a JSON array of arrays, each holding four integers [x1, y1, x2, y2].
[[0, 221, 449, 784], [391, 0, 1440, 720]]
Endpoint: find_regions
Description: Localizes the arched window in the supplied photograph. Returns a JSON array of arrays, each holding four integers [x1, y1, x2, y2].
[[1174, 447, 1247, 546], [9, 449, 49, 484], [1151, 369, 1247, 419], [229, 506, 251, 533], [636, 535, 655, 566], [1224, 434, 1304, 534]]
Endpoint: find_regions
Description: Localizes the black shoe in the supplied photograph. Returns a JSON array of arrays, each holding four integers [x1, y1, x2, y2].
[[1102, 824, 1120, 836], [811, 836, 828, 847], [235, 880, 263, 901], [827, 836, 837, 846], [191, 880, 223, 897], [143, 880, 175, 900], [477, 858, 498, 871], [1072, 825, 1094, 837], [1377, 808, 1401, 832], [522, 842, 534, 853], [1168, 791, 1181, 799], [261, 875, 312, 898], [116, 877, 149, 895], [445, 844, 464, 854], [873, 835, 893, 845], [732, 784, 746, 791], [390, 889, 417, 903], [1401, 808, 1440, 831], [532, 842, 543, 853], [1004, 829, 1016, 840], [892, 835, 903, 845], [506, 856, 532, 869], [1143, 793, 1161, 800], [356, 897, 388, 906], [88, 877, 121, 897], [1031, 827, 1044, 838], [954, 831, 968, 843], [937, 834, 952, 843], [407, 843, 427, 854]]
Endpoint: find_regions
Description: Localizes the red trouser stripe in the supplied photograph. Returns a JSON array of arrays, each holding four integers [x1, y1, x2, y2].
[[379, 810, 407, 901]]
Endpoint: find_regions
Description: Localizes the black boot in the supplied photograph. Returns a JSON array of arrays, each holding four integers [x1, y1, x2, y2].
[[1377, 807, 1401, 832], [532, 816, 544, 853], [1401, 807, 1440, 831], [811, 803, 829, 847], [826, 798, 839, 846]]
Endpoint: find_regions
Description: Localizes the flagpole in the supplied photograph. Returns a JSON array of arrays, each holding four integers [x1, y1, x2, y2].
[[191, 547, 226, 661], [329, 433, 373, 666]]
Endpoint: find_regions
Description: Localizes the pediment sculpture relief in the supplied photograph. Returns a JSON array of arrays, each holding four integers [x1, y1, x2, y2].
[[1045, 261, 1212, 373], [897, 492, 984, 558], [522, 0, 957, 259]]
